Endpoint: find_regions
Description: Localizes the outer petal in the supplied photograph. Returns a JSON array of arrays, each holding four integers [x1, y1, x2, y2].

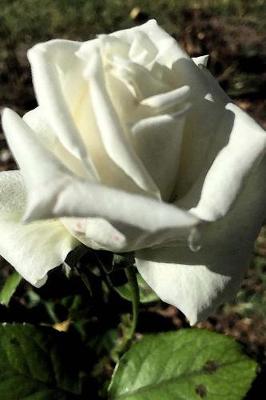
[[174, 61, 265, 209], [136, 249, 232, 326], [190, 103, 266, 221], [176, 101, 266, 223], [27, 40, 87, 160], [28, 40, 97, 177], [136, 154, 266, 324], [2, 108, 77, 209], [23, 107, 88, 178], [48, 178, 199, 252], [0, 171, 78, 286], [2, 109, 199, 251]]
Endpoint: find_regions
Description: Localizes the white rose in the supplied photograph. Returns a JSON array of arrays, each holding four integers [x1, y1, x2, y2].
[[1, 20, 265, 324]]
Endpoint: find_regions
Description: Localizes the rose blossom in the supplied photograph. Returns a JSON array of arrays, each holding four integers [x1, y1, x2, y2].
[[1, 20, 265, 324]]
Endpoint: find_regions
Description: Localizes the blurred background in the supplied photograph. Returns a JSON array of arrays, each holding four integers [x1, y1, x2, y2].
[[0, 1, 265, 398]]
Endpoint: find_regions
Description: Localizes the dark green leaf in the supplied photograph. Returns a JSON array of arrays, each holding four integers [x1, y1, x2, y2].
[[0, 272, 22, 306], [109, 328, 257, 400], [115, 274, 158, 304], [0, 323, 82, 400]]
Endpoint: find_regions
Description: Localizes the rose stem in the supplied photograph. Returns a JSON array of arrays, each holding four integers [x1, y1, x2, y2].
[[125, 265, 140, 340]]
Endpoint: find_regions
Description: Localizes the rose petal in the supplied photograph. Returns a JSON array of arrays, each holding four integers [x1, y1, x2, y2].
[[0, 171, 78, 286], [177, 102, 266, 222], [175, 98, 230, 198], [28, 39, 97, 176], [174, 63, 263, 200], [129, 31, 157, 66], [193, 55, 209, 67], [136, 154, 266, 324], [132, 105, 190, 200], [113, 20, 188, 66], [191, 103, 266, 221], [136, 248, 232, 326], [140, 85, 190, 112], [2, 108, 199, 249], [108, 55, 170, 100], [2, 108, 78, 220], [2, 108, 75, 183], [62, 217, 127, 251], [23, 107, 88, 178], [85, 49, 160, 198], [67, 43, 146, 193], [33, 177, 199, 240]]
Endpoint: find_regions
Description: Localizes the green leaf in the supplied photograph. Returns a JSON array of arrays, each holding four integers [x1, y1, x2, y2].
[[0, 272, 22, 306], [0, 323, 82, 399], [115, 274, 159, 304], [109, 328, 257, 400]]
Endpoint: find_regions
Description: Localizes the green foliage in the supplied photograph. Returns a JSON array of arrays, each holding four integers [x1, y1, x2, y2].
[[109, 329, 257, 400], [115, 274, 158, 304], [0, 323, 82, 400], [0, 272, 22, 306]]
